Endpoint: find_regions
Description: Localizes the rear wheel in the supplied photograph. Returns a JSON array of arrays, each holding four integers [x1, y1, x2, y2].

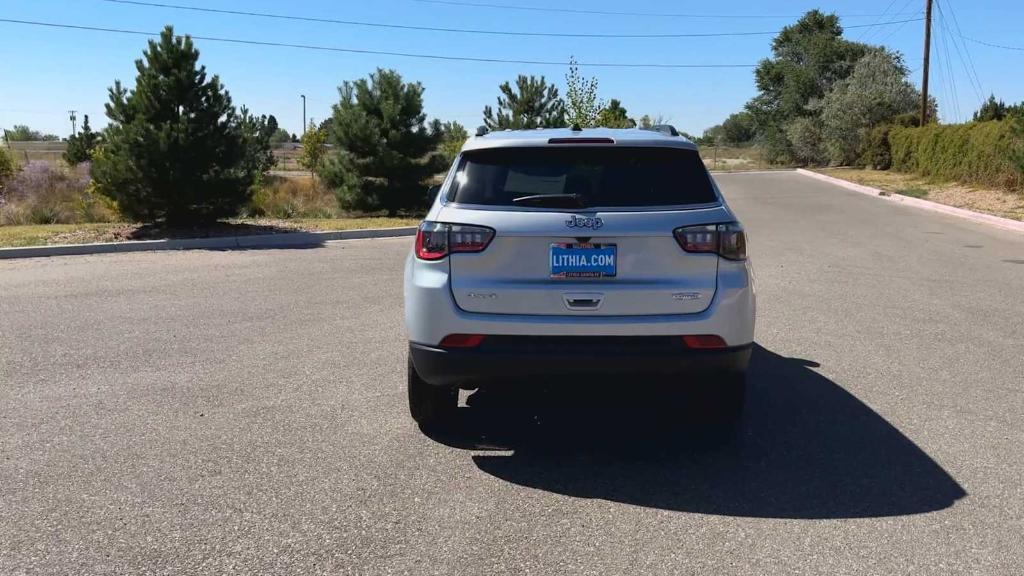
[[408, 354, 457, 430]]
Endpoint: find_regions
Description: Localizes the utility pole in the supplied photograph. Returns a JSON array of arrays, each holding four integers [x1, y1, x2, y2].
[[301, 95, 307, 136], [920, 0, 933, 126], [68, 110, 78, 136]]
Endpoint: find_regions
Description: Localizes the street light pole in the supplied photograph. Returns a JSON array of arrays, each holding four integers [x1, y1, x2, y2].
[[301, 95, 307, 136]]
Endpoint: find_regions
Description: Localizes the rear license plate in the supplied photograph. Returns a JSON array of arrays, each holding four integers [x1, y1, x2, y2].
[[550, 243, 617, 278]]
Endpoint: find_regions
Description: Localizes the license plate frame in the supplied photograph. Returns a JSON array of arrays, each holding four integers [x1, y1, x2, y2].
[[550, 242, 617, 279]]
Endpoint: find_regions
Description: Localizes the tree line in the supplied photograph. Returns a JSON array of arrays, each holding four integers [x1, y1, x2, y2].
[[1, 28, 680, 225], [698, 10, 1024, 170]]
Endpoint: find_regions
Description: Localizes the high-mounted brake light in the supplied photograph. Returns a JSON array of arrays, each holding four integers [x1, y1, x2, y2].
[[673, 223, 747, 260], [415, 221, 495, 260], [547, 138, 616, 144]]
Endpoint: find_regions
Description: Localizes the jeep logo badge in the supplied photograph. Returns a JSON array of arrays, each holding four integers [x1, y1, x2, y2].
[[565, 215, 604, 230]]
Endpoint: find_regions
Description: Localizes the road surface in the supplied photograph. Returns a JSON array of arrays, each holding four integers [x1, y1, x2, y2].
[[2, 172, 1023, 574]]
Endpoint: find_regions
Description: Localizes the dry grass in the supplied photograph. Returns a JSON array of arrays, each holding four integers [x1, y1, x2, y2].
[[0, 162, 120, 225], [814, 168, 1024, 221], [247, 175, 340, 219], [0, 223, 136, 248], [700, 146, 772, 172]]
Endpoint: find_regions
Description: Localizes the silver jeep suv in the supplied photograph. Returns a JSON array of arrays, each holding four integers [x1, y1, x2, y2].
[[404, 126, 756, 429]]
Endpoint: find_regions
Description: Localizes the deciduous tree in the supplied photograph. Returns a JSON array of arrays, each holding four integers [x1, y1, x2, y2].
[[820, 49, 920, 165], [439, 121, 469, 166], [297, 120, 327, 178], [3, 125, 59, 142], [564, 57, 603, 128]]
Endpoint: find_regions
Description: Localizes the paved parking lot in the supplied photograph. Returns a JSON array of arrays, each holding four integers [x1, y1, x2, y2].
[[2, 171, 1023, 574]]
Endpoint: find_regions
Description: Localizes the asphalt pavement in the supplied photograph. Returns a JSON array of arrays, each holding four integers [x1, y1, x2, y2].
[[2, 171, 1023, 575]]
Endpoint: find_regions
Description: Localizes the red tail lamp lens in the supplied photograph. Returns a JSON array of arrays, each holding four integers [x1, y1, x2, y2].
[[682, 335, 728, 349], [415, 222, 494, 260], [415, 222, 449, 260], [673, 223, 747, 261], [439, 334, 486, 348]]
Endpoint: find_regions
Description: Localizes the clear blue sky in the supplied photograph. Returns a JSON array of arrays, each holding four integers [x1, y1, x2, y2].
[[2, 0, 1022, 138]]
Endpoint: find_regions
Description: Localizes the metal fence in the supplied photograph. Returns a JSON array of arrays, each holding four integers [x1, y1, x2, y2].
[[3, 141, 311, 171], [699, 146, 773, 172], [5, 140, 776, 173]]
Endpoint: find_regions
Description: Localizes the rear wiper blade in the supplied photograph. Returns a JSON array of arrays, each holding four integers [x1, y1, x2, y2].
[[512, 194, 586, 208]]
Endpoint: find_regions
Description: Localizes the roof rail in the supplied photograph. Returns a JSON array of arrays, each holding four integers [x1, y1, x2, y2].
[[644, 124, 680, 137]]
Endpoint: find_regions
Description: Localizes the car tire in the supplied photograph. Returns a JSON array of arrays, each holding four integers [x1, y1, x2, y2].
[[408, 354, 457, 430]]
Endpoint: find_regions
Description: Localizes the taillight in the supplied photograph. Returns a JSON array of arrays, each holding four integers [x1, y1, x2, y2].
[[415, 221, 494, 260], [673, 223, 747, 261]]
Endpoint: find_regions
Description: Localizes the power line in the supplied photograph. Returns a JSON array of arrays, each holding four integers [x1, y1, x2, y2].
[[959, 36, 1024, 51], [408, 0, 923, 20], [857, 0, 901, 42], [935, 11, 961, 121], [0, 18, 759, 68], [940, 0, 985, 99], [101, 0, 923, 40], [877, 0, 919, 44], [935, 0, 983, 104]]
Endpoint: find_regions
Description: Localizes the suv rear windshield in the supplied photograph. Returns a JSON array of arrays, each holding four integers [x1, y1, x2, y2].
[[446, 146, 717, 208]]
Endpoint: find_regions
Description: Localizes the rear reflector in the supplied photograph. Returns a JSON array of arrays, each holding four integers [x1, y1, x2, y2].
[[439, 334, 486, 348], [682, 335, 727, 349]]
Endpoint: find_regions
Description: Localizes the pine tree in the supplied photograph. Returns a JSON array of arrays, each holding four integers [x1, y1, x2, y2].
[[91, 26, 249, 225], [596, 99, 632, 128], [321, 68, 446, 215], [483, 75, 565, 130], [238, 106, 276, 185], [64, 115, 101, 165]]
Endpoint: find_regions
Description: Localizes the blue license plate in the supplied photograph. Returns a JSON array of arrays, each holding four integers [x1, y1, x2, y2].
[[550, 243, 617, 278]]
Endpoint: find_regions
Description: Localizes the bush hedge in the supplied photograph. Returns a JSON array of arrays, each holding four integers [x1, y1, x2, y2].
[[889, 120, 1023, 190]]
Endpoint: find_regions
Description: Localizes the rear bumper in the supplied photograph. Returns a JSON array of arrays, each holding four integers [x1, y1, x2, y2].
[[409, 337, 752, 387], [404, 252, 756, 347]]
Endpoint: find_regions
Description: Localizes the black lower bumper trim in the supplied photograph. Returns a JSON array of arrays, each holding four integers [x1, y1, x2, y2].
[[409, 336, 751, 387]]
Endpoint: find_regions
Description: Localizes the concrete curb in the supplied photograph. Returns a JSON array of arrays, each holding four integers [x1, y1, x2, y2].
[[0, 226, 417, 260], [709, 169, 798, 176], [795, 168, 1024, 234]]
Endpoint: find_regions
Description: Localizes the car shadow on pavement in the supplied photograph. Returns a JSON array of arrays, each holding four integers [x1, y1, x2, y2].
[[426, 344, 967, 519]]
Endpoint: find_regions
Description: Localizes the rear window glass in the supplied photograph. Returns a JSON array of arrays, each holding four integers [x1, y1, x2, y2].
[[446, 147, 717, 207]]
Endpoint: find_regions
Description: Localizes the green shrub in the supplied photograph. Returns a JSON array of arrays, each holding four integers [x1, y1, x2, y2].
[[0, 146, 15, 178], [785, 117, 828, 166], [859, 124, 894, 170], [889, 120, 1024, 190]]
